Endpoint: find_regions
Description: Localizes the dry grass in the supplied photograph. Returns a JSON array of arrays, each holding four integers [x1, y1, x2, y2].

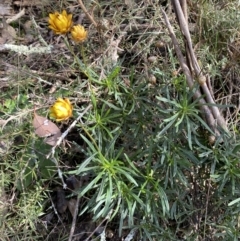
[[1, 0, 240, 240]]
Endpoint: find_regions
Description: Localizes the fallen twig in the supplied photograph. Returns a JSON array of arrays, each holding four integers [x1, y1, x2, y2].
[[50, 157, 67, 189], [77, 0, 98, 28], [124, 228, 138, 241], [84, 210, 112, 241], [68, 195, 80, 241], [6, 8, 25, 24]]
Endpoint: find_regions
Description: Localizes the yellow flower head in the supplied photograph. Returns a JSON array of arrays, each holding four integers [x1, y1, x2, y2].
[[71, 24, 88, 43], [49, 98, 73, 121], [48, 10, 73, 35]]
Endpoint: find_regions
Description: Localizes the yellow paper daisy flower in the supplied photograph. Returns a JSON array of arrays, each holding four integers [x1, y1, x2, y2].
[[48, 10, 73, 35], [71, 24, 88, 43], [49, 98, 73, 121]]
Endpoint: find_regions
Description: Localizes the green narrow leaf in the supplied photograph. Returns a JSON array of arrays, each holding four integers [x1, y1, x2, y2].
[[80, 134, 97, 153], [79, 171, 104, 197], [228, 198, 240, 206], [157, 118, 177, 137], [186, 117, 192, 150], [71, 153, 97, 175]]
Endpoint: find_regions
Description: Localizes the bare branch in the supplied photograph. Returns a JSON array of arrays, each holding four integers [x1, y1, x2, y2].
[[77, 0, 98, 28], [164, 1, 228, 132], [161, 8, 218, 133], [68, 196, 80, 241]]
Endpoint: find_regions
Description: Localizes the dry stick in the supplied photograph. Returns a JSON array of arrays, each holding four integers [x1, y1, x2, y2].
[[84, 211, 112, 241], [203, 179, 211, 240], [178, 0, 193, 73], [172, 1, 200, 74], [161, 9, 217, 133], [124, 228, 138, 241], [172, 0, 188, 26], [6, 8, 25, 24], [171, 1, 228, 131], [50, 156, 67, 189], [68, 195, 80, 241], [180, 0, 188, 25], [77, 0, 98, 28]]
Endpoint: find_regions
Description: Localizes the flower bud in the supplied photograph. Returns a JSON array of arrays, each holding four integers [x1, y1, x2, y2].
[[71, 24, 88, 43]]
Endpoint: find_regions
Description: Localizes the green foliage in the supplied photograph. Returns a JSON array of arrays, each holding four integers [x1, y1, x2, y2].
[[194, 0, 240, 55], [67, 64, 240, 240], [2, 1, 240, 240]]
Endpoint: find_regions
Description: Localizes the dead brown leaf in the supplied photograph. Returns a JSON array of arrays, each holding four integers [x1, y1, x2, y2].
[[33, 112, 61, 146]]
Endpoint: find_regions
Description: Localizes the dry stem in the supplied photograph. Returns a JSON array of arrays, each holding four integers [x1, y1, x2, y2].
[[163, 1, 228, 133], [77, 0, 98, 28]]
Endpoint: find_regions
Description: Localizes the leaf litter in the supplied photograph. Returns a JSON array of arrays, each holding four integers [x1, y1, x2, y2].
[[33, 111, 61, 146]]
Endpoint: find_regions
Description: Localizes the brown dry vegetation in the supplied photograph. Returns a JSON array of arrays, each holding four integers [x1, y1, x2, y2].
[[1, 0, 240, 241]]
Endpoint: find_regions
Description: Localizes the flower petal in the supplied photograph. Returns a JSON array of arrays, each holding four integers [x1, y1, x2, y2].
[[49, 98, 73, 122], [48, 10, 73, 35]]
